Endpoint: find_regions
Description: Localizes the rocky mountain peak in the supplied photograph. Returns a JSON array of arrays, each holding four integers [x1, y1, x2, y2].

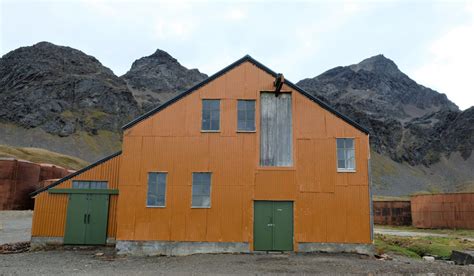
[[148, 49, 177, 63], [297, 55, 464, 167], [122, 48, 207, 110], [350, 54, 402, 78], [0, 41, 139, 152], [1, 41, 112, 77]]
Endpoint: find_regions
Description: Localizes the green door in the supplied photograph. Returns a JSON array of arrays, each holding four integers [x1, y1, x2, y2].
[[85, 194, 109, 245], [254, 201, 273, 250], [64, 194, 88, 244], [272, 201, 293, 251], [64, 194, 109, 245], [254, 201, 293, 251]]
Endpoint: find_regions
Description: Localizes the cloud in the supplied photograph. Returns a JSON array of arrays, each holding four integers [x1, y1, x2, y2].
[[226, 8, 247, 21], [413, 2, 474, 110]]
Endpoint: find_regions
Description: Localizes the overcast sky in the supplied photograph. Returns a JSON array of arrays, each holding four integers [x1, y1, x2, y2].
[[1, 0, 473, 110]]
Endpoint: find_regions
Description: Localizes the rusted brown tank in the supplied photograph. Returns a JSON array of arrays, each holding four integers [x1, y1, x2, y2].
[[0, 158, 41, 210], [38, 178, 60, 189], [373, 200, 412, 226], [411, 193, 474, 229], [0, 159, 75, 210], [39, 164, 71, 181]]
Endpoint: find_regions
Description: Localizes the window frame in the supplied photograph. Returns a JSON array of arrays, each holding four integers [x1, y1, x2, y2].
[[191, 172, 212, 209], [336, 138, 356, 173], [237, 99, 256, 132], [146, 171, 168, 208], [201, 99, 221, 132], [72, 180, 108, 189]]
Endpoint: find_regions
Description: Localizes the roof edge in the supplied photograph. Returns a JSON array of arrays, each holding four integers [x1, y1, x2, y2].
[[122, 55, 370, 135], [30, 151, 122, 197]]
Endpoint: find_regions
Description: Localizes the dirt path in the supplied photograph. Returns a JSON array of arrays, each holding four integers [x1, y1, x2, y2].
[[0, 210, 32, 245], [1, 247, 473, 275], [374, 227, 474, 241]]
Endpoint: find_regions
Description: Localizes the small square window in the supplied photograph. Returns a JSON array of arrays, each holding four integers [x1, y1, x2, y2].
[[336, 138, 356, 171]]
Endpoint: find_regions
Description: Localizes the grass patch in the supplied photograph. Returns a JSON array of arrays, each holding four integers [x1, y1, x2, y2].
[[374, 233, 474, 259], [0, 144, 89, 170], [376, 225, 474, 239]]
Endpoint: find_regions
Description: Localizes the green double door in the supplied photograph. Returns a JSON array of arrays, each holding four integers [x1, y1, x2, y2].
[[64, 194, 109, 245], [254, 201, 293, 251]]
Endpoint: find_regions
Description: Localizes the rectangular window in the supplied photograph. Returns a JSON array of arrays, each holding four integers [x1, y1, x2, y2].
[[237, 100, 256, 131], [260, 93, 293, 166], [147, 172, 167, 207], [192, 172, 211, 208], [336, 138, 356, 171], [72, 181, 107, 189], [202, 99, 220, 131]]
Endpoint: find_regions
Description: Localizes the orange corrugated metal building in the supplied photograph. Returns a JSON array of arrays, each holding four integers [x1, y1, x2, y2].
[[31, 56, 373, 255]]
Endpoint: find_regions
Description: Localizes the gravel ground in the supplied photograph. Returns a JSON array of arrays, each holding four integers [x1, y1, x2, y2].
[[0, 211, 32, 245], [1, 247, 473, 275], [1, 211, 473, 274]]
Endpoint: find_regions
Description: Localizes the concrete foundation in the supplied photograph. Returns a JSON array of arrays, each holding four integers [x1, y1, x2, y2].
[[30, 236, 116, 249], [30, 236, 63, 249], [298, 242, 374, 255], [116, 241, 250, 256]]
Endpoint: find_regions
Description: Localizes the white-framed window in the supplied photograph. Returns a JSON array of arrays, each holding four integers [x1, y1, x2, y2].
[[237, 100, 256, 131], [147, 172, 167, 207], [202, 99, 220, 131], [336, 138, 356, 172], [72, 180, 107, 189], [192, 172, 211, 208]]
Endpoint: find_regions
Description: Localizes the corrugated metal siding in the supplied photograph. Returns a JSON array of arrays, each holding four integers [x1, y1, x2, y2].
[[116, 61, 371, 247], [31, 154, 121, 238], [411, 193, 474, 229], [373, 201, 412, 226]]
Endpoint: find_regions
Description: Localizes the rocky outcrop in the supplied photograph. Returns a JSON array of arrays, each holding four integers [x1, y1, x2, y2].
[[0, 42, 140, 137], [122, 49, 207, 110], [0, 43, 209, 161]]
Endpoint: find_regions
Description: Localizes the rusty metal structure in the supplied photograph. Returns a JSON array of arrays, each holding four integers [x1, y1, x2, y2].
[[373, 200, 412, 226], [411, 193, 474, 229], [0, 158, 72, 210]]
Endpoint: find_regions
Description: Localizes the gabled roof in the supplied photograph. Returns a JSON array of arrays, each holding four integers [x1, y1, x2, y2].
[[122, 55, 370, 134], [30, 151, 122, 197]]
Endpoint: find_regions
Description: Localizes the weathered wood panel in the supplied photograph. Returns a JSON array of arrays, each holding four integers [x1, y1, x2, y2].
[[260, 92, 293, 167]]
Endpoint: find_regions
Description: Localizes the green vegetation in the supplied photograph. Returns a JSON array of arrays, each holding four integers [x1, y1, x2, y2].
[[375, 234, 474, 259], [376, 225, 474, 239], [0, 144, 89, 170]]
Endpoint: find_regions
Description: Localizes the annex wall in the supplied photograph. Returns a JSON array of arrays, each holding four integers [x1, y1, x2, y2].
[[31, 154, 121, 241]]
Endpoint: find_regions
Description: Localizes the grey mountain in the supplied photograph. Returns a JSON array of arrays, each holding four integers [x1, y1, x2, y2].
[[121, 49, 207, 111], [297, 55, 473, 195]]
